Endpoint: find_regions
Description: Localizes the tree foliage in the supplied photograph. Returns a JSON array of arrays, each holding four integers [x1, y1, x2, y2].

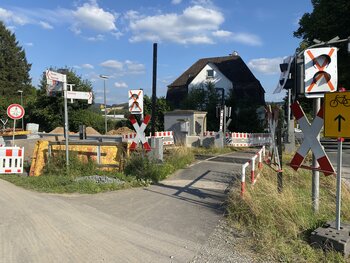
[[143, 95, 171, 132], [0, 21, 33, 97], [182, 82, 220, 131], [26, 68, 99, 132], [294, 0, 350, 88], [226, 89, 264, 132], [0, 21, 35, 123]]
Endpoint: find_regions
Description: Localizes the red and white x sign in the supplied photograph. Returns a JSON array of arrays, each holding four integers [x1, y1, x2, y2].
[[290, 101, 335, 176], [129, 114, 151, 152]]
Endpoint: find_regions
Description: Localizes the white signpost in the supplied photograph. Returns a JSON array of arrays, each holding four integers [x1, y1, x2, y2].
[[46, 70, 95, 167]]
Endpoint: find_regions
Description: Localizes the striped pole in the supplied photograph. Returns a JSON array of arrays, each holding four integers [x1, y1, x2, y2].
[[241, 162, 249, 196], [258, 149, 263, 169], [251, 156, 256, 184]]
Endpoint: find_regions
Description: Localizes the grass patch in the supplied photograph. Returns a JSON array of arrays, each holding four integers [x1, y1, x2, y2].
[[0, 147, 196, 193], [0, 152, 145, 194], [228, 156, 350, 262], [124, 147, 195, 182]]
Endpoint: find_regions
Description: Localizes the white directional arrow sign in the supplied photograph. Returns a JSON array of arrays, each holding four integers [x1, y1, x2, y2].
[[66, 91, 93, 104], [46, 70, 66, 82]]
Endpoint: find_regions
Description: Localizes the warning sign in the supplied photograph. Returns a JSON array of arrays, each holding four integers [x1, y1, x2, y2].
[[128, 90, 143, 114]]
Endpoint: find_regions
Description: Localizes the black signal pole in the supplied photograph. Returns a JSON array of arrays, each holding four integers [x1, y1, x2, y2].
[[151, 43, 157, 136]]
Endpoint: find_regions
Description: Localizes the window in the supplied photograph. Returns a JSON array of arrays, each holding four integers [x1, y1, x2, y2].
[[206, 69, 214, 79]]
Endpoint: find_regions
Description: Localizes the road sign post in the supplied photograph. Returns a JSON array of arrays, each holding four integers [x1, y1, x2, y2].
[[7, 104, 25, 146], [324, 90, 350, 231], [46, 70, 69, 167], [336, 138, 343, 230]]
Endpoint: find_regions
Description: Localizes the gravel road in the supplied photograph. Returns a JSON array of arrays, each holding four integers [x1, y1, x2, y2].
[[0, 150, 259, 263]]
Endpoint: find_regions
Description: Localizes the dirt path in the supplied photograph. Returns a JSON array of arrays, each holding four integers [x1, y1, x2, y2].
[[0, 151, 256, 263]]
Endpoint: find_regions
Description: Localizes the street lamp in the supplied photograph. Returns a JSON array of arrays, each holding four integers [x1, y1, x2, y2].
[[17, 90, 24, 130], [99, 75, 109, 134]]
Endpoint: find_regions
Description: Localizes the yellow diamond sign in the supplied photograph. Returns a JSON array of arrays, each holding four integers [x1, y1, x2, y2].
[[324, 91, 350, 138]]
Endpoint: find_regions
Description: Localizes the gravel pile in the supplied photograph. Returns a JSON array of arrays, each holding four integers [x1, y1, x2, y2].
[[190, 219, 264, 263], [75, 175, 124, 185]]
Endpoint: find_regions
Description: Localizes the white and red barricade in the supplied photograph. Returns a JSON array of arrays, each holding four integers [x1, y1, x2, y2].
[[290, 101, 335, 176], [204, 131, 270, 147], [122, 133, 137, 141], [0, 147, 24, 174], [152, 131, 174, 145], [240, 146, 265, 196]]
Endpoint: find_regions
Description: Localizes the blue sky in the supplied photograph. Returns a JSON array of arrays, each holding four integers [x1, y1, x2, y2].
[[0, 0, 312, 104]]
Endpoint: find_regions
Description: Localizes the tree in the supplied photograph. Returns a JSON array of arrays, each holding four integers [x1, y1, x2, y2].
[[143, 95, 171, 132], [226, 88, 264, 133], [0, 21, 32, 95], [182, 82, 220, 131], [0, 21, 35, 120], [294, 0, 350, 88], [26, 68, 98, 132]]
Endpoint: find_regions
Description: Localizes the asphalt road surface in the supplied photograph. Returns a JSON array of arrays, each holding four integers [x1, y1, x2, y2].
[[0, 150, 256, 263], [325, 150, 350, 181]]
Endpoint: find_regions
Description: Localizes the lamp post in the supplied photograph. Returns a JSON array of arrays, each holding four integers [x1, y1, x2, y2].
[[99, 75, 109, 134], [17, 90, 24, 130]]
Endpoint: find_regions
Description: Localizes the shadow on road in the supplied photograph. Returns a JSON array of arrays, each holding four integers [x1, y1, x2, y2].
[[144, 169, 240, 213]]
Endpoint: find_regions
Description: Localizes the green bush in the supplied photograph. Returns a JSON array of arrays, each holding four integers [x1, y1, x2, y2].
[[43, 151, 98, 177], [124, 147, 194, 182]]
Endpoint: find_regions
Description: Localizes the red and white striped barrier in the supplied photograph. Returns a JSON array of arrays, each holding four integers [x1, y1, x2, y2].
[[0, 147, 24, 174], [290, 101, 335, 176], [204, 131, 270, 147], [152, 131, 174, 146], [241, 146, 265, 196], [123, 131, 175, 146], [122, 133, 137, 140], [227, 132, 270, 147]]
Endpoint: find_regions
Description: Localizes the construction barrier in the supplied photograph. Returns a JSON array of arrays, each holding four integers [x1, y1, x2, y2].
[[123, 131, 174, 146], [0, 146, 24, 174], [204, 131, 271, 147], [240, 146, 265, 196], [152, 131, 174, 145]]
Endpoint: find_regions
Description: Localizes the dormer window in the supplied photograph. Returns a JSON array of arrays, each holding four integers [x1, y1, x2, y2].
[[206, 69, 214, 79]]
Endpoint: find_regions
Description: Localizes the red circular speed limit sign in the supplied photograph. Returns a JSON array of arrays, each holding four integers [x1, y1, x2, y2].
[[7, 104, 25, 119]]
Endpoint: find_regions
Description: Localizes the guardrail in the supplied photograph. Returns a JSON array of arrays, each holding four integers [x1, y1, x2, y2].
[[37, 132, 123, 142]]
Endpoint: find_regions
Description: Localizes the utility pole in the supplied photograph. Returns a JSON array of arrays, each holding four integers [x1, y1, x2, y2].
[[17, 90, 24, 130], [151, 43, 157, 136], [99, 75, 109, 134]]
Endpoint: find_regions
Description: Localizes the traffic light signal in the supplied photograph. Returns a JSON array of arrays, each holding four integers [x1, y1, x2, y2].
[[275, 56, 294, 92], [304, 47, 337, 98]]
